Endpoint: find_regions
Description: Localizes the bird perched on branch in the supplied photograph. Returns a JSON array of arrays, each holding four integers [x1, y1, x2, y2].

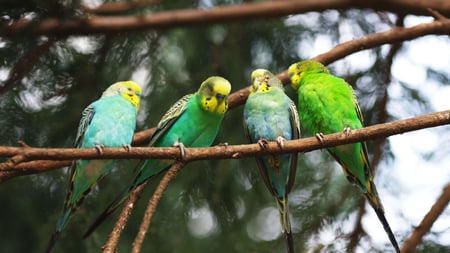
[[288, 60, 400, 252], [243, 69, 300, 253], [83, 76, 231, 238], [45, 81, 142, 253]]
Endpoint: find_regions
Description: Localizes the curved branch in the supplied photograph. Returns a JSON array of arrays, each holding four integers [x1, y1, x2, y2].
[[131, 162, 185, 253], [102, 182, 148, 253], [1, 0, 450, 37], [401, 183, 450, 253], [1, 110, 449, 181]]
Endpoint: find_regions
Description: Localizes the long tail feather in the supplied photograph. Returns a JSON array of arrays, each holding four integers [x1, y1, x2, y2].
[[44, 207, 72, 253], [276, 197, 295, 253], [82, 189, 129, 239], [284, 230, 295, 253], [364, 191, 400, 253], [44, 231, 60, 253]]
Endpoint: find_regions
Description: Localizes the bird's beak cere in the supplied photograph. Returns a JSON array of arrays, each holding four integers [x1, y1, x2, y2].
[[216, 93, 226, 100]]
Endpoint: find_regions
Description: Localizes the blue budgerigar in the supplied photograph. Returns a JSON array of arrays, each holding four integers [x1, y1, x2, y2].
[[243, 69, 300, 253], [44, 81, 142, 253]]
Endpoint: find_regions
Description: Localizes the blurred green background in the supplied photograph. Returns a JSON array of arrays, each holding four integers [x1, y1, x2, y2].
[[1, 1, 449, 252]]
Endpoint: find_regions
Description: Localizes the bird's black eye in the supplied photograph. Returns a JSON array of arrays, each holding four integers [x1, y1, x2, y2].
[[127, 87, 132, 92], [206, 97, 212, 101]]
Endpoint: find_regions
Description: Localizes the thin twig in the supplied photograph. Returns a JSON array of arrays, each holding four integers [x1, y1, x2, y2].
[[131, 162, 185, 253], [401, 183, 450, 253], [102, 182, 148, 253]]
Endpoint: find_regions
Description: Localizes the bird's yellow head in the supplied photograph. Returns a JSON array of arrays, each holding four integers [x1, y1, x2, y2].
[[288, 60, 329, 91], [197, 76, 231, 114], [102, 81, 142, 109], [249, 69, 283, 94]]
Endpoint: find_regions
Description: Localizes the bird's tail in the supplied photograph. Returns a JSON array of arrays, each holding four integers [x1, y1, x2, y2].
[[44, 231, 60, 253], [44, 208, 72, 253], [275, 197, 295, 253], [364, 182, 400, 253]]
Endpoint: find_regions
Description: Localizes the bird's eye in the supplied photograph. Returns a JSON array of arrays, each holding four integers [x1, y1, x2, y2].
[[206, 97, 212, 101]]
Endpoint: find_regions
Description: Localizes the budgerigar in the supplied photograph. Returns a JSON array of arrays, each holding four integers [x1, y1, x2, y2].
[[44, 81, 142, 253], [83, 76, 231, 238], [288, 60, 400, 252], [243, 69, 300, 253]]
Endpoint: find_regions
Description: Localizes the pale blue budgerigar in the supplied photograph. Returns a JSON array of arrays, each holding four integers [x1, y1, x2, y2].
[[44, 81, 142, 253], [243, 69, 300, 253]]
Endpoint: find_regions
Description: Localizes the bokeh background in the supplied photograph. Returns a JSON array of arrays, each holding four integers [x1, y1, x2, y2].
[[1, 1, 449, 252]]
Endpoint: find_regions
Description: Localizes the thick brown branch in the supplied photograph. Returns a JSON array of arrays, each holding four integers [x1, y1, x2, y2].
[[1, 110, 449, 181], [401, 183, 450, 253], [2, 0, 450, 37], [131, 162, 185, 253]]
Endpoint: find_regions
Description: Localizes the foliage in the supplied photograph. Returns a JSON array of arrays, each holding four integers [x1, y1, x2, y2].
[[0, 1, 449, 253]]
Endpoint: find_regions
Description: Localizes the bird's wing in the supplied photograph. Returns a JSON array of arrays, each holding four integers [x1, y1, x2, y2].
[[149, 94, 192, 146]]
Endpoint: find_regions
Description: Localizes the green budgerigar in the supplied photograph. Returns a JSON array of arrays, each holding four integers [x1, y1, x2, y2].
[[243, 69, 300, 253], [45, 81, 142, 253], [83, 76, 231, 238], [288, 60, 400, 252]]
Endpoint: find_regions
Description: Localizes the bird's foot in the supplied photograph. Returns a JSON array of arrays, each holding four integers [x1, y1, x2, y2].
[[315, 133, 325, 144], [343, 127, 352, 136], [276, 136, 287, 148], [257, 138, 269, 149], [95, 144, 105, 155], [173, 141, 186, 160], [122, 144, 132, 152]]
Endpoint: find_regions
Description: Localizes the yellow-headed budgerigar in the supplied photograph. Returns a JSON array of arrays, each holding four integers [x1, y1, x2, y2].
[[288, 60, 399, 252], [82, 76, 231, 238], [243, 69, 300, 253], [44, 81, 142, 253]]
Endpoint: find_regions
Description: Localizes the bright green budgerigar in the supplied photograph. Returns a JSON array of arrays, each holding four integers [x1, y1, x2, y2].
[[83, 76, 231, 238], [288, 60, 400, 252], [44, 81, 142, 253], [243, 69, 300, 253]]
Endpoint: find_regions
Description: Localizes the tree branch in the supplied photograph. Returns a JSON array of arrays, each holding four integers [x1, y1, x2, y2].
[[401, 183, 450, 253], [102, 182, 148, 253], [130, 162, 185, 253], [1, 110, 449, 181], [1, 0, 450, 37]]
